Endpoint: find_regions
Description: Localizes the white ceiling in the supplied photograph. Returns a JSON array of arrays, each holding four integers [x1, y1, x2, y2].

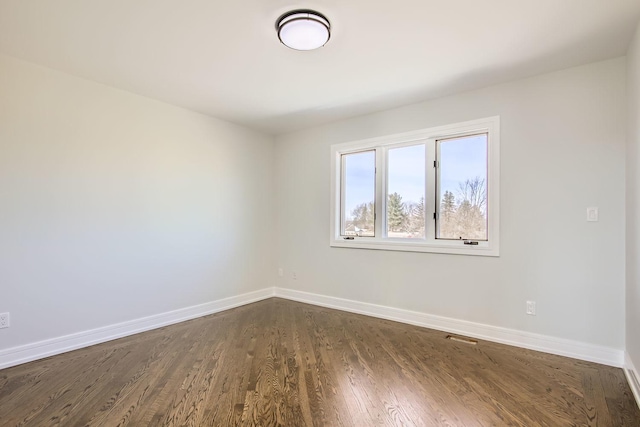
[[1, 1, 639, 135]]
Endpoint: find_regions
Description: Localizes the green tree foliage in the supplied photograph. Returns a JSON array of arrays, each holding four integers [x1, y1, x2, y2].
[[350, 176, 487, 239], [387, 192, 407, 232]]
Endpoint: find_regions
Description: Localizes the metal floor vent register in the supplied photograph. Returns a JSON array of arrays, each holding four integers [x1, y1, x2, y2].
[[446, 334, 478, 345]]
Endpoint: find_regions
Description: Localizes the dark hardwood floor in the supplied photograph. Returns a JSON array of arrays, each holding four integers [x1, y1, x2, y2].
[[0, 298, 638, 426]]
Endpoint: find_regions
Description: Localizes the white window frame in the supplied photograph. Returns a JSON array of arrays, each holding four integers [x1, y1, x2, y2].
[[330, 116, 500, 256]]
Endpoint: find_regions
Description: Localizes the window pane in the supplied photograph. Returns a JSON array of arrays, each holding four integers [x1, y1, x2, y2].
[[387, 144, 426, 239], [342, 151, 375, 236], [437, 134, 488, 240]]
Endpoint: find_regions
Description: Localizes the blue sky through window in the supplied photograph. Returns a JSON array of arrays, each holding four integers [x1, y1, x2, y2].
[[439, 134, 487, 197], [343, 134, 487, 218], [388, 144, 425, 205], [343, 151, 375, 220]]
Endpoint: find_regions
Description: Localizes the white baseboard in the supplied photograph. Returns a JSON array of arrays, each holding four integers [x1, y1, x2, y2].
[[625, 352, 640, 409], [0, 288, 275, 370], [0, 286, 626, 372], [274, 287, 624, 368]]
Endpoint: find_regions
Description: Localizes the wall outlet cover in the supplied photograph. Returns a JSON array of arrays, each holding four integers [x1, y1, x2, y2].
[[526, 301, 536, 316], [0, 313, 9, 328]]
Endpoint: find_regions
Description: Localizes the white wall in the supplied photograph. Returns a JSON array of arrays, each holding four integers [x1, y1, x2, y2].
[[0, 50, 629, 366], [0, 54, 275, 351], [275, 58, 626, 350], [627, 23, 640, 371]]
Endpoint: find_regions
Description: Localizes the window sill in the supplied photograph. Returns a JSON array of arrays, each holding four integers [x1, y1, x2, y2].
[[330, 238, 499, 257]]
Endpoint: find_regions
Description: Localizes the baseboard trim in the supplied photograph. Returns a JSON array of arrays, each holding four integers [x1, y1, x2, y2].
[[625, 352, 640, 409], [0, 288, 275, 370], [274, 287, 624, 367], [0, 286, 626, 372]]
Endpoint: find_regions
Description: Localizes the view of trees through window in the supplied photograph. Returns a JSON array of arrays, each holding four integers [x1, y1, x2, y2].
[[341, 133, 487, 240], [386, 144, 425, 238], [386, 193, 425, 238], [342, 151, 375, 236], [438, 176, 487, 240], [437, 134, 488, 240]]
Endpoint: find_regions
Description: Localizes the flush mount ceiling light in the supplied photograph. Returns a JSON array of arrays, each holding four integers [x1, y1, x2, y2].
[[276, 10, 331, 51]]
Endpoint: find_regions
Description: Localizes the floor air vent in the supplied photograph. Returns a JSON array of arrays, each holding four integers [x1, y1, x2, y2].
[[446, 334, 478, 345]]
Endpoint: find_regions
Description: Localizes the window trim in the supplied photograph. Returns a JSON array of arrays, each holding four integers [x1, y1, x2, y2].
[[329, 116, 500, 256]]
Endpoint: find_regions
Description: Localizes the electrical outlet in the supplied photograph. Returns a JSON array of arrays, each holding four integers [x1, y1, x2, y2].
[[526, 301, 536, 316], [291, 271, 297, 280], [0, 312, 9, 328], [587, 207, 599, 222], [278, 268, 284, 277]]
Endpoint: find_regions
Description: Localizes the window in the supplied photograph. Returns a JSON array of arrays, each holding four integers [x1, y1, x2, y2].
[[388, 144, 425, 239], [341, 151, 376, 237], [436, 134, 488, 241], [330, 117, 500, 256]]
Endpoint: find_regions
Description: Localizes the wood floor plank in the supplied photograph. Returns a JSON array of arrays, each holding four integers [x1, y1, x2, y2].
[[1, 298, 639, 426]]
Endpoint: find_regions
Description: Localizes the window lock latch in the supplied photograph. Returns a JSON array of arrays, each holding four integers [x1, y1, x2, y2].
[[463, 240, 479, 245], [343, 236, 355, 240]]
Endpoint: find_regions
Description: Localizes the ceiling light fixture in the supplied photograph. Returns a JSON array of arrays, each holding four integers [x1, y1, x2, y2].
[[276, 10, 331, 51]]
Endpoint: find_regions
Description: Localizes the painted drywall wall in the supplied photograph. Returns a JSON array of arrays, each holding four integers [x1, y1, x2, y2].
[[627, 23, 640, 371], [0, 54, 275, 351], [275, 58, 626, 350]]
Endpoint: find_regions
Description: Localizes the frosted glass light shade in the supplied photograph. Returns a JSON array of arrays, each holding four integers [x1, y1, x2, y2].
[[276, 10, 330, 51]]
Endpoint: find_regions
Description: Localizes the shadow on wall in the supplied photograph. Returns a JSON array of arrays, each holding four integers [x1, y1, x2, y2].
[[253, 22, 629, 136]]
